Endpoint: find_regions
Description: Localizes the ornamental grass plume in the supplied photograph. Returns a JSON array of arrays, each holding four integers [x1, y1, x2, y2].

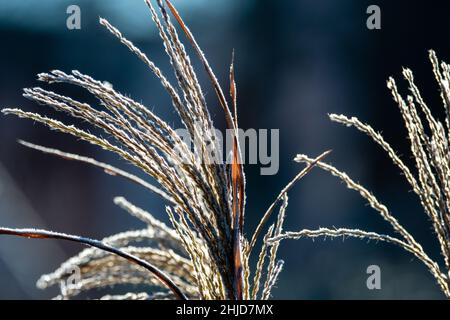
[[0, 0, 329, 300], [270, 51, 450, 298]]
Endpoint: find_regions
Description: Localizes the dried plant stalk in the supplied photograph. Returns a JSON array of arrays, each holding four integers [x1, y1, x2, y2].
[[1, 0, 327, 300]]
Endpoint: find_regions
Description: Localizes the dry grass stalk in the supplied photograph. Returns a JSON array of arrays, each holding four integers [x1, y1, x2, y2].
[[0, 0, 328, 300], [271, 51, 450, 298]]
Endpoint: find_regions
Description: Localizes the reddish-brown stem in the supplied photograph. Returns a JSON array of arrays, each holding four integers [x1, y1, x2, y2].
[[0, 227, 188, 300]]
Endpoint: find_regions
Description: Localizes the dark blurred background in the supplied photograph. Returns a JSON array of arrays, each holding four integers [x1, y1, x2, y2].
[[1, 0, 450, 299]]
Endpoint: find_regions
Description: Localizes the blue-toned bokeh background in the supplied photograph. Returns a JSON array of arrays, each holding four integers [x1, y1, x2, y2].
[[1, 0, 450, 299]]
